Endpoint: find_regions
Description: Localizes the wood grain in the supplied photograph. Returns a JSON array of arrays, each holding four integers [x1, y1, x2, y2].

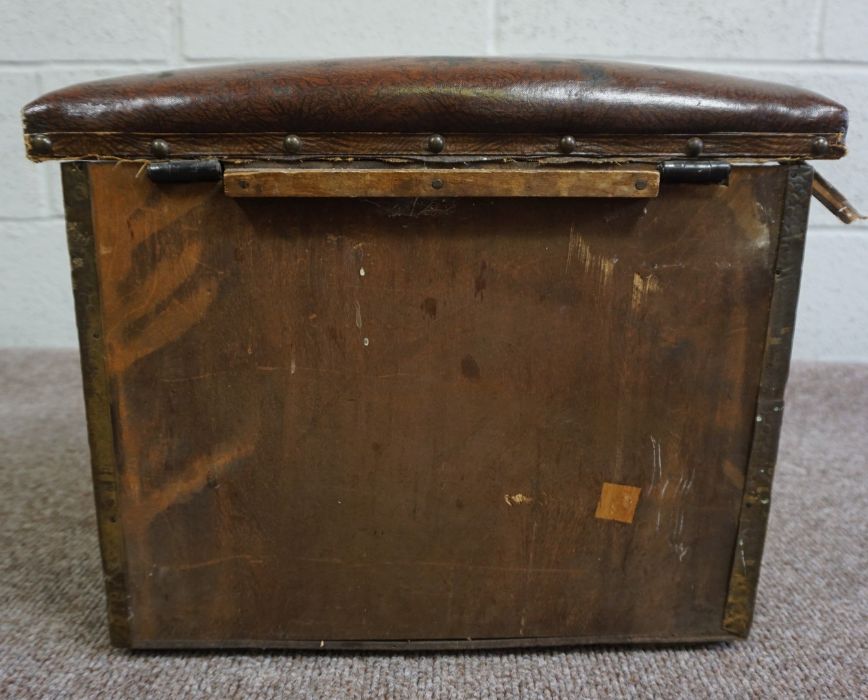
[[223, 167, 660, 198], [77, 162, 789, 647]]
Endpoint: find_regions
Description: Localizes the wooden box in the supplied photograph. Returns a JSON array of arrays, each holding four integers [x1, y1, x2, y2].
[[22, 58, 857, 649]]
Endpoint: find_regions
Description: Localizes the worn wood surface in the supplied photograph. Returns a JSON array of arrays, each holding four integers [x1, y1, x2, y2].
[[79, 162, 788, 647], [223, 166, 660, 198]]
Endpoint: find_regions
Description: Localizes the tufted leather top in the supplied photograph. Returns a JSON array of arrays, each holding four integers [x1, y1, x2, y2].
[[22, 57, 847, 137]]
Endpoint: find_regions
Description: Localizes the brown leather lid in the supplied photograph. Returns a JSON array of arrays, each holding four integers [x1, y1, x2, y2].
[[22, 58, 848, 161]]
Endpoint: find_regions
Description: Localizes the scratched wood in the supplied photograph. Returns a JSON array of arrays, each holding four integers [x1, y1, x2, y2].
[[84, 162, 786, 647]]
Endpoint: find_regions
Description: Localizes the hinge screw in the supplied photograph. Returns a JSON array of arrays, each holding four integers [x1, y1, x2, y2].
[[283, 135, 303, 154], [559, 135, 576, 154], [685, 137, 704, 157], [150, 139, 170, 158], [427, 134, 446, 154]]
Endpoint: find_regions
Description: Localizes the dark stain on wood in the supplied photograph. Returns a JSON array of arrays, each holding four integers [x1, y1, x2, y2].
[[421, 297, 438, 319], [460, 355, 481, 381], [474, 261, 487, 300]]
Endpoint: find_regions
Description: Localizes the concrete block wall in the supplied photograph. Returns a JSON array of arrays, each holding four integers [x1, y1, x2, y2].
[[1, 0, 866, 360]]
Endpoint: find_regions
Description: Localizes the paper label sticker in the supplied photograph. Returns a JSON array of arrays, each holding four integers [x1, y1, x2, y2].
[[595, 482, 642, 524]]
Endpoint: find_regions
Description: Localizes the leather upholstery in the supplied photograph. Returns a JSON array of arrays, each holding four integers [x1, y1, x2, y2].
[[22, 57, 847, 136]]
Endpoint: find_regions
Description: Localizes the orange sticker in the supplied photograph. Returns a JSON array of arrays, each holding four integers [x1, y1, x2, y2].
[[595, 482, 642, 524]]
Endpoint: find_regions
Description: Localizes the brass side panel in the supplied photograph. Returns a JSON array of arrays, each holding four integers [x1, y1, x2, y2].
[[62, 161, 130, 646], [723, 163, 813, 636]]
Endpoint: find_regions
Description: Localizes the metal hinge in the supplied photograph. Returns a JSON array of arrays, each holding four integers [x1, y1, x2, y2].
[[147, 159, 223, 183], [658, 161, 731, 184]]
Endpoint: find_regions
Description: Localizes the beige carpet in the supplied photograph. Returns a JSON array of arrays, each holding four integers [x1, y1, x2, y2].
[[1, 350, 865, 699]]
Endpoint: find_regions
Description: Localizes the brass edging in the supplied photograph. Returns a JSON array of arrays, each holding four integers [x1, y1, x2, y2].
[[62, 162, 131, 646], [722, 163, 813, 636]]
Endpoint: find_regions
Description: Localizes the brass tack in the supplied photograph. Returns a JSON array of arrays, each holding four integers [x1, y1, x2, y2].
[[29, 134, 53, 155], [811, 136, 829, 156], [427, 134, 446, 153], [283, 134, 303, 154], [559, 135, 576, 154], [685, 136, 704, 157], [150, 138, 170, 158]]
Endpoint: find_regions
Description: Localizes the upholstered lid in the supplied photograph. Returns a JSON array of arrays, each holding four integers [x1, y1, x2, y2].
[[22, 57, 848, 161]]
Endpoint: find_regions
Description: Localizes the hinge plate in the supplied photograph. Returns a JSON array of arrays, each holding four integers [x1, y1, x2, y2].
[[147, 159, 223, 183], [658, 161, 731, 184]]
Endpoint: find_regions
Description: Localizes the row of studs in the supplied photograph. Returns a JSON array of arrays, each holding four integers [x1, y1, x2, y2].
[[28, 132, 832, 158]]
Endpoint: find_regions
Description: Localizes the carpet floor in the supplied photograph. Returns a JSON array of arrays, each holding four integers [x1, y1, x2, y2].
[[0, 350, 865, 699]]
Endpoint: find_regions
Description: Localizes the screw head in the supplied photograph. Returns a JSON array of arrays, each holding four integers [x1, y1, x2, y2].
[[685, 136, 704, 157], [150, 138, 170, 158], [634, 179, 648, 191], [559, 135, 576, 154], [811, 136, 829, 156], [431, 178, 444, 190], [427, 134, 446, 154], [29, 134, 53, 156], [283, 134, 303, 154]]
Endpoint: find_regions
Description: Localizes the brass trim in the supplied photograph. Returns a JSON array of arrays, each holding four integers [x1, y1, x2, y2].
[[722, 163, 813, 636], [62, 161, 131, 646]]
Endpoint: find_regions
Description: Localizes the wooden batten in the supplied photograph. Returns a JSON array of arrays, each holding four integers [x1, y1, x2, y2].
[[223, 166, 660, 198]]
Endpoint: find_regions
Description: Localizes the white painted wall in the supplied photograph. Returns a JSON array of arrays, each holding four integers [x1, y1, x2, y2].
[[1, 0, 866, 360]]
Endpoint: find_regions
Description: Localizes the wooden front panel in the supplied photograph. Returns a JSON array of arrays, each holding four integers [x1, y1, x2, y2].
[[85, 163, 785, 646]]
